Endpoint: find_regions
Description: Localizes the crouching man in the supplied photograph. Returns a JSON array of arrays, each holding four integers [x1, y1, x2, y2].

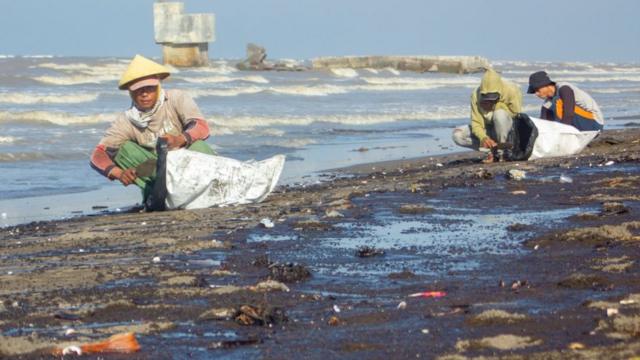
[[90, 55, 215, 205], [527, 71, 604, 131], [452, 69, 522, 162]]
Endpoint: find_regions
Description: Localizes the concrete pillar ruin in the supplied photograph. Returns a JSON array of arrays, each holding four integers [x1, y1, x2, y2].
[[154, 1, 215, 67]]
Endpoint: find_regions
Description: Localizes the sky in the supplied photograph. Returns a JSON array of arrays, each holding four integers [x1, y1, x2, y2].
[[0, 0, 638, 62]]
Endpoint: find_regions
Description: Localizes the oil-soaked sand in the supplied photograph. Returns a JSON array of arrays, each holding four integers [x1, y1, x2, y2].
[[2, 128, 640, 359]]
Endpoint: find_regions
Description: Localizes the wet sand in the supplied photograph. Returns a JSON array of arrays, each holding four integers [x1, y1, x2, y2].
[[2, 127, 640, 359]]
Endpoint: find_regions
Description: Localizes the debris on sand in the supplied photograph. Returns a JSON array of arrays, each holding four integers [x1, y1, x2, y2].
[[473, 168, 494, 180], [53, 311, 83, 321], [506, 169, 526, 181], [559, 174, 573, 183], [209, 337, 263, 349], [327, 316, 341, 326], [52, 332, 141, 356], [249, 280, 290, 293], [455, 334, 542, 351], [355, 246, 385, 258], [269, 263, 311, 283], [324, 209, 344, 218], [259, 218, 275, 228], [467, 309, 528, 326], [398, 204, 433, 215], [235, 305, 287, 326], [601, 202, 630, 216], [408, 291, 446, 298], [198, 307, 239, 321], [568, 342, 586, 350]]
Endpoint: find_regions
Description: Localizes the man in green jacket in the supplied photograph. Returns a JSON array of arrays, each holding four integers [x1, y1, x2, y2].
[[452, 69, 522, 162]]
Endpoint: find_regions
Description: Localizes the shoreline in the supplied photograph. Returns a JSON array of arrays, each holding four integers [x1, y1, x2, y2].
[[0, 125, 457, 227], [1, 127, 640, 358]]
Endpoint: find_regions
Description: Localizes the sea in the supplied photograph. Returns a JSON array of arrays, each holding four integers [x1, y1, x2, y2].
[[1, 56, 639, 226]]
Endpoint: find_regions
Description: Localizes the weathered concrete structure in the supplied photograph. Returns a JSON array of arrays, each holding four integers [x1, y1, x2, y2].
[[236, 43, 307, 72], [311, 55, 490, 74], [154, 1, 215, 67]]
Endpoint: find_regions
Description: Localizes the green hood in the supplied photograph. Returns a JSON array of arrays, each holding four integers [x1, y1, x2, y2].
[[479, 69, 503, 95]]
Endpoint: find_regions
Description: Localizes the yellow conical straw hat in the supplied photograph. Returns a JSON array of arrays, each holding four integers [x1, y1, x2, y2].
[[118, 55, 170, 90]]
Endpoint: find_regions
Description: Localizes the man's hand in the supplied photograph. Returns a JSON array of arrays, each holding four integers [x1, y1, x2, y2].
[[161, 133, 187, 150], [111, 167, 137, 186], [481, 137, 498, 149]]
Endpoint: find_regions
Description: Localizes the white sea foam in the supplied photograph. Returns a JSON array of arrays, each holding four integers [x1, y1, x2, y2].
[[362, 76, 479, 87], [0, 92, 99, 104], [208, 107, 468, 132], [330, 68, 359, 78], [24, 55, 55, 59], [181, 75, 269, 84], [384, 67, 401, 75], [0, 136, 19, 144], [0, 111, 114, 126], [265, 138, 317, 148], [267, 85, 348, 96], [504, 74, 640, 84], [364, 68, 379, 74], [191, 87, 264, 98], [34, 61, 128, 85], [0, 152, 45, 162], [591, 87, 640, 94], [190, 62, 238, 75], [33, 74, 117, 85]]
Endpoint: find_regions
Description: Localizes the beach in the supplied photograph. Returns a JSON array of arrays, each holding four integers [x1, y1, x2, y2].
[[1, 57, 640, 226], [1, 124, 640, 358]]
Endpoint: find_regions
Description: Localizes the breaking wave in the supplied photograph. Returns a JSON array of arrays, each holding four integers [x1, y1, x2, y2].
[[181, 75, 269, 84], [267, 85, 348, 96], [33, 74, 117, 86], [0, 110, 114, 126], [191, 62, 239, 75], [208, 107, 469, 133], [34, 61, 130, 85], [0, 92, 99, 104], [191, 79, 476, 98], [362, 76, 479, 87], [330, 68, 359, 78], [191, 87, 264, 97], [0, 136, 20, 144], [0, 152, 55, 162], [591, 87, 640, 94]]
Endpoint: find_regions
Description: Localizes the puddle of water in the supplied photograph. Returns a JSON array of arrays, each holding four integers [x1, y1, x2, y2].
[[249, 194, 586, 282]]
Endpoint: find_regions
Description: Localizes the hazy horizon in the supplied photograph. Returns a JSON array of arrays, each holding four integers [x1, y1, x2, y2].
[[0, 0, 638, 62]]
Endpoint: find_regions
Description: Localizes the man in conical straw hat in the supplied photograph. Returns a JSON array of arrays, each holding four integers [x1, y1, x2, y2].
[[90, 55, 214, 203]]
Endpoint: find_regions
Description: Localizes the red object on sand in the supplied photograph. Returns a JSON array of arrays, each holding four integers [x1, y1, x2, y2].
[[52, 332, 141, 355], [408, 291, 447, 298]]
